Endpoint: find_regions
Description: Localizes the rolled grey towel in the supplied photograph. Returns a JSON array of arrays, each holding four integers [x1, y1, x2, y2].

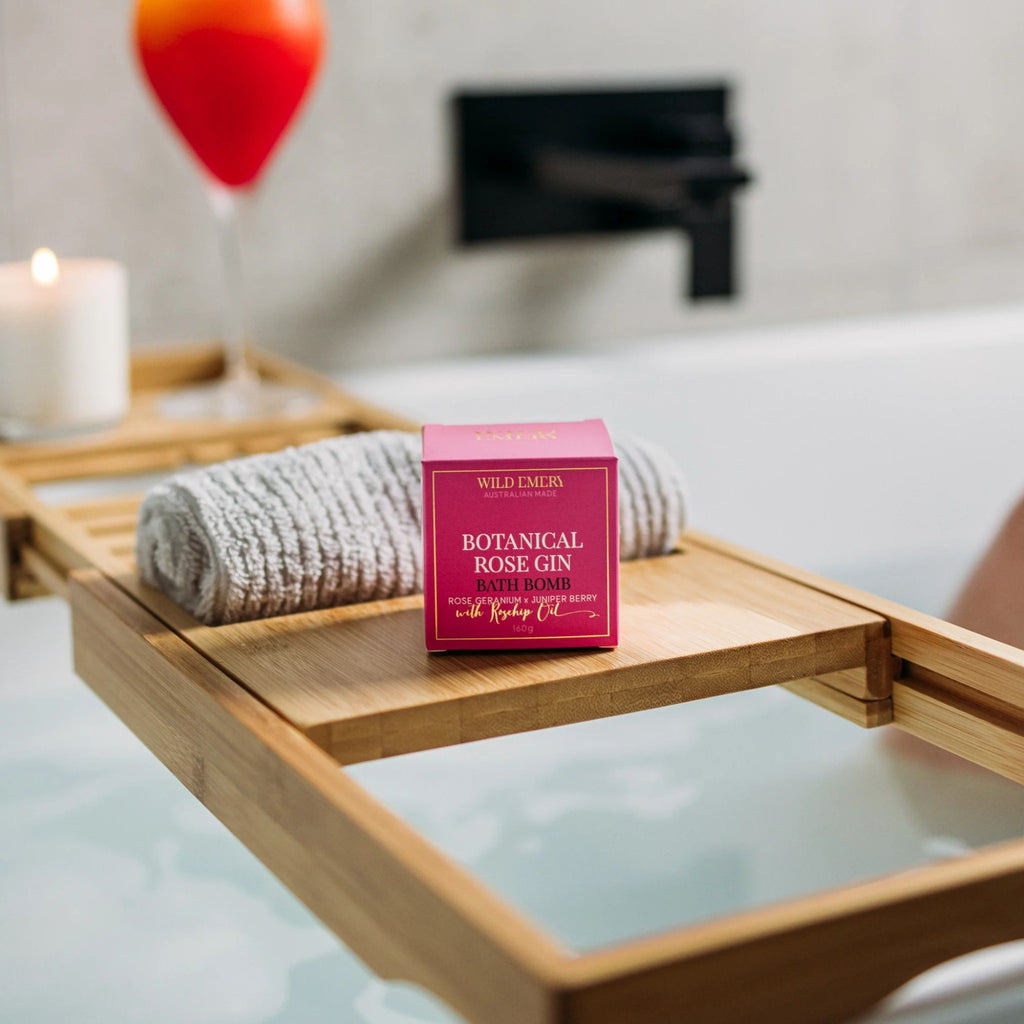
[[137, 429, 687, 625], [614, 432, 689, 561]]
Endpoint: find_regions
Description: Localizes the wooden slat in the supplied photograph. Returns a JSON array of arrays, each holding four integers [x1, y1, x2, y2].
[[70, 570, 567, 1024], [809, 667, 870, 699], [14, 445, 191, 484], [893, 671, 1024, 786], [73, 557, 1024, 1024], [0, 346, 418, 586], [130, 343, 225, 390], [782, 677, 893, 728], [63, 496, 144, 521], [559, 836, 1024, 1024], [84, 515, 139, 538], [0, 470, 30, 600], [160, 543, 887, 764], [687, 531, 1024, 715], [19, 544, 70, 600], [14, 343, 1024, 1024], [0, 346, 413, 485], [10, 565, 50, 600], [810, 641, 896, 700], [8, 473, 113, 579]]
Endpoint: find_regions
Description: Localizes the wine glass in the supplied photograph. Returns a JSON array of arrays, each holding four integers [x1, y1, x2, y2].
[[134, 0, 327, 419]]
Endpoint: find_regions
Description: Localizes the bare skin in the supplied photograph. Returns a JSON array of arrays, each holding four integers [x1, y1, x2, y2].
[[882, 501, 1024, 770], [948, 497, 1024, 648]]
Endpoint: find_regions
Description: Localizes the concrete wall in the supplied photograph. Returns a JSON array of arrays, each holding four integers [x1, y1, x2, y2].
[[2, 1, 1023, 372]]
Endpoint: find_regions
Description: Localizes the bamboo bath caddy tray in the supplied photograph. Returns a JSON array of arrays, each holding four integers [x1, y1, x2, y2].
[[4, 346, 1024, 1024]]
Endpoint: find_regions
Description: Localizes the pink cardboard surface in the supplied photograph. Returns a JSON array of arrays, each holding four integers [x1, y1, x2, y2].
[[422, 421, 619, 651]]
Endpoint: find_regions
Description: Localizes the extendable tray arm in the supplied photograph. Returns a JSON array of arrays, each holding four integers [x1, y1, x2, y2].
[[688, 532, 1024, 786]]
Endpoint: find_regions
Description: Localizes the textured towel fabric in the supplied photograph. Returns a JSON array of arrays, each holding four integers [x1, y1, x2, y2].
[[137, 429, 688, 625], [614, 431, 689, 561]]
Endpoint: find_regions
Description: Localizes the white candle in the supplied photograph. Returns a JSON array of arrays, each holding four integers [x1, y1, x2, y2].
[[0, 249, 129, 438]]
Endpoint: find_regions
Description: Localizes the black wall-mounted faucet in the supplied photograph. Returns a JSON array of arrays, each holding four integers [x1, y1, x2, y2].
[[454, 84, 752, 300]]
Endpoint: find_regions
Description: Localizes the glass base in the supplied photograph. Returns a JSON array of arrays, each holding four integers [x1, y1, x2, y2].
[[158, 377, 319, 421]]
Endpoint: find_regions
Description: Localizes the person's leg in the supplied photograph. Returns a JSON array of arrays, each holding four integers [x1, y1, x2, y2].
[[882, 499, 1024, 770], [948, 497, 1024, 647]]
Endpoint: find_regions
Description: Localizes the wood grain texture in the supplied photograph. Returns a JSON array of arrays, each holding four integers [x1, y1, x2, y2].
[[18, 544, 69, 600], [72, 565, 1024, 1024], [0, 468, 29, 599], [9, 566, 50, 600], [894, 671, 1024, 786], [810, 639, 896, 700], [0, 346, 417, 599], [687, 531, 1024, 714], [17, 347, 1024, 1024], [560, 836, 1024, 1024], [163, 542, 886, 764], [70, 570, 568, 1024], [782, 677, 893, 728], [0, 345, 416, 485], [62, 496, 144, 521], [129, 343, 226, 390], [0, 462, 112, 598]]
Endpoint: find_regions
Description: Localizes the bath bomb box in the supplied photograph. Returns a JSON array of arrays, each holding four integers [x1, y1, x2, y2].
[[422, 420, 619, 651]]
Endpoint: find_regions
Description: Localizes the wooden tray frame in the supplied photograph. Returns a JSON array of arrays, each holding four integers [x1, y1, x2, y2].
[[5, 346, 1024, 1024]]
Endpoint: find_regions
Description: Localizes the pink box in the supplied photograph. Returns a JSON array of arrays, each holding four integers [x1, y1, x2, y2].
[[422, 420, 619, 651]]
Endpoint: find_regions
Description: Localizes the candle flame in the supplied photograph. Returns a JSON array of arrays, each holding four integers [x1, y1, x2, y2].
[[31, 248, 60, 287]]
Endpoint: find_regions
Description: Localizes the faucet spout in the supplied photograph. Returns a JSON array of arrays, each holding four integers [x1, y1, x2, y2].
[[687, 216, 734, 299], [533, 148, 751, 300], [454, 84, 754, 303]]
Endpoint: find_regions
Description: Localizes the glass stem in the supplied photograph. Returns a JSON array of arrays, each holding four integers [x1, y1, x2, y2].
[[208, 183, 256, 387]]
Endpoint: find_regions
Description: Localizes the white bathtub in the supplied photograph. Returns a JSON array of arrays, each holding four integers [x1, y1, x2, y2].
[[351, 302, 1024, 616], [4, 305, 1024, 1024]]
